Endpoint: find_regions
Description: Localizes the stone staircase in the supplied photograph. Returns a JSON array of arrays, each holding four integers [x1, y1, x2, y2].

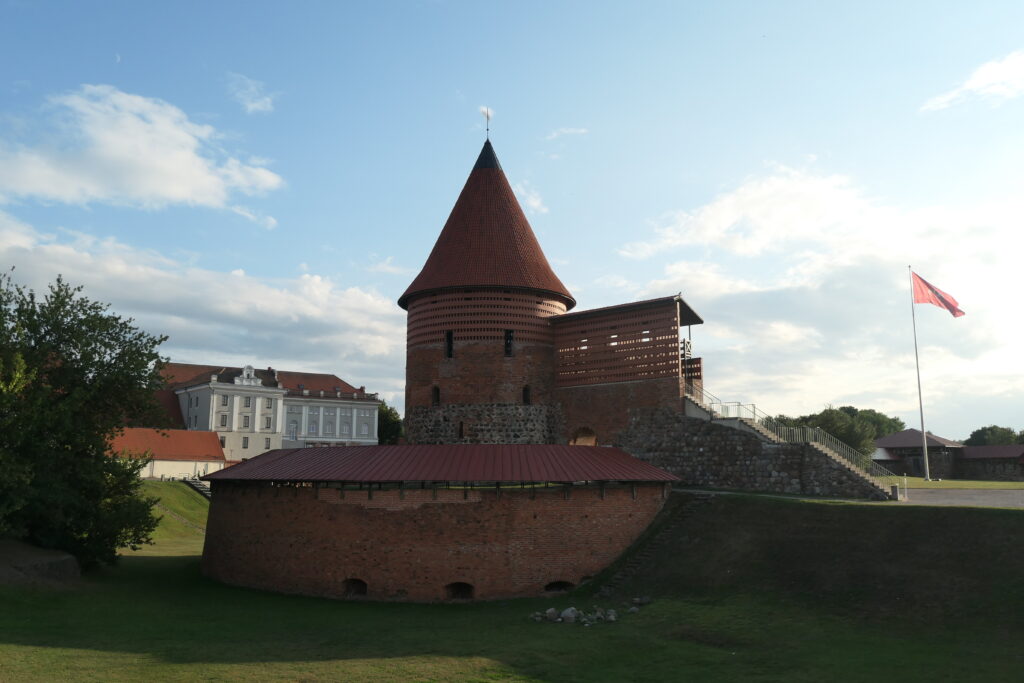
[[183, 478, 212, 500], [598, 492, 716, 597], [682, 392, 898, 500]]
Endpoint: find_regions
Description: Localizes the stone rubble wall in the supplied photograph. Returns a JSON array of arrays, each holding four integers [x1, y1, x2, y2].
[[405, 404, 563, 444], [617, 407, 889, 500]]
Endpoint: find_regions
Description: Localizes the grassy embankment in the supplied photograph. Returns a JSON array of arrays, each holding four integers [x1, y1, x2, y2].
[[0, 481, 1021, 682]]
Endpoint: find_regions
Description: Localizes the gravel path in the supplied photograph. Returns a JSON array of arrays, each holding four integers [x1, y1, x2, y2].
[[898, 489, 1024, 509]]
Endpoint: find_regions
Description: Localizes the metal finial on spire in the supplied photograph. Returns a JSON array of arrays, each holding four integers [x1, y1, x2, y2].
[[480, 106, 492, 139]]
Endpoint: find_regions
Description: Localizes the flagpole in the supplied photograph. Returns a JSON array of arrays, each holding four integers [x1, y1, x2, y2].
[[909, 266, 931, 481]]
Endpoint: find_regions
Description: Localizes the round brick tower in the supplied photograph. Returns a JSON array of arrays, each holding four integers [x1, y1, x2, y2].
[[399, 140, 575, 444]]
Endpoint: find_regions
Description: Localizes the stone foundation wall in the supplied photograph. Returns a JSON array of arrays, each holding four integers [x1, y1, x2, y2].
[[404, 403, 563, 444], [202, 481, 667, 601], [617, 408, 889, 500], [958, 459, 1024, 481]]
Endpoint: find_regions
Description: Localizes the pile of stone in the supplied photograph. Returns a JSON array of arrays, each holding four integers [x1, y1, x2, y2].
[[529, 597, 652, 626]]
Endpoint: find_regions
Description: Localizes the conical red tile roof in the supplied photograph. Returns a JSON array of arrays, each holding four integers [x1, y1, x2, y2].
[[398, 140, 575, 310]]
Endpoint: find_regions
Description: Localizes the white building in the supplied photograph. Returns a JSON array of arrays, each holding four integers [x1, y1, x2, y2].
[[161, 362, 381, 461]]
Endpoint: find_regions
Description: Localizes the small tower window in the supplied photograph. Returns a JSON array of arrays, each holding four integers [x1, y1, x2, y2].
[[458, 421, 464, 438], [445, 331, 454, 358], [431, 386, 440, 407], [522, 386, 531, 405], [504, 329, 514, 357]]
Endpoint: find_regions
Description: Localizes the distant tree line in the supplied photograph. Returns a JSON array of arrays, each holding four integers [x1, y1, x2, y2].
[[773, 406, 906, 456], [964, 425, 1024, 446]]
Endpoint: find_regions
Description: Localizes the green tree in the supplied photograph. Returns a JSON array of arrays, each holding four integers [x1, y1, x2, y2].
[[772, 405, 904, 455], [377, 399, 403, 444], [0, 274, 165, 567], [964, 425, 1019, 446]]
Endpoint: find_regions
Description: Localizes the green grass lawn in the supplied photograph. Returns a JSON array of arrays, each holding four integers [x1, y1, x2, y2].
[[1, 482, 1021, 682], [903, 476, 1024, 489]]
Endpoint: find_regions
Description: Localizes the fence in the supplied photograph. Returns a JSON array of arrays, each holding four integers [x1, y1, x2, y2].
[[702, 400, 902, 499]]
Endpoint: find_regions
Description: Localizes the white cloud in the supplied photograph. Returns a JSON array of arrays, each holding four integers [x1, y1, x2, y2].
[[1, 212, 408, 411], [366, 255, 413, 275], [513, 181, 548, 214], [227, 72, 277, 114], [0, 84, 283, 225], [922, 50, 1024, 111], [619, 164, 1024, 437], [545, 127, 588, 140]]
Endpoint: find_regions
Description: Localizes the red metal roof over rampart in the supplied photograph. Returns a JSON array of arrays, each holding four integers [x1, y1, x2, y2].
[[398, 140, 575, 310], [203, 444, 676, 483]]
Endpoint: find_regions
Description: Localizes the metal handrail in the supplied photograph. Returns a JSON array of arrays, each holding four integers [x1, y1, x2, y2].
[[701, 393, 901, 499]]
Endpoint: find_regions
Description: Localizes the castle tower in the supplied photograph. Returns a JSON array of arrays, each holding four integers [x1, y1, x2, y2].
[[399, 140, 574, 443]]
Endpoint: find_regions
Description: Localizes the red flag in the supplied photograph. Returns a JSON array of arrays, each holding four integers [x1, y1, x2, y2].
[[912, 272, 965, 318]]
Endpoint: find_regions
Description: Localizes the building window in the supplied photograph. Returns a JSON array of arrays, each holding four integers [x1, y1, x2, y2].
[[341, 423, 350, 435], [523, 385, 531, 405], [193, 395, 199, 407], [288, 421, 298, 439], [221, 395, 228, 407], [265, 397, 273, 409], [264, 438, 271, 449], [264, 416, 272, 429], [219, 437, 225, 447], [445, 330, 453, 358], [431, 386, 440, 407], [325, 421, 334, 435], [360, 423, 369, 436], [219, 414, 227, 427], [192, 414, 197, 427], [309, 421, 318, 435], [504, 329, 514, 357], [243, 415, 250, 428], [244, 396, 252, 408], [458, 421, 464, 439], [242, 437, 249, 449]]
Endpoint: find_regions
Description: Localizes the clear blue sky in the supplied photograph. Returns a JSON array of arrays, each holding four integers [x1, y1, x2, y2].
[[3, 1, 1022, 439]]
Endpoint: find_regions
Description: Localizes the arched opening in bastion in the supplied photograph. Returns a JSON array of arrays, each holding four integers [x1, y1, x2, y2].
[[342, 578, 368, 597], [543, 580, 575, 593], [445, 582, 474, 600], [570, 427, 597, 446]]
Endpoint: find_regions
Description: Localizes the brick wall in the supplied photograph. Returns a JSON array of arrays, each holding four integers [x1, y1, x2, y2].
[[556, 377, 682, 445], [405, 289, 564, 414], [202, 481, 667, 601], [618, 408, 889, 499]]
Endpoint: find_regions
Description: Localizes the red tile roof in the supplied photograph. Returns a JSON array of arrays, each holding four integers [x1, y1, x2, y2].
[[153, 389, 186, 429], [110, 428, 225, 462], [204, 444, 677, 483], [875, 429, 962, 449], [962, 445, 1024, 460], [160, 362, 371, 398], [275, 370, 359, 395], [398, 140, 575, 310]]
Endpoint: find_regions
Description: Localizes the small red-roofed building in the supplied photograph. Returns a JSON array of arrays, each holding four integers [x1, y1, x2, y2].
[[959, 444, 1024, 481], [111, 427, 227, 479]]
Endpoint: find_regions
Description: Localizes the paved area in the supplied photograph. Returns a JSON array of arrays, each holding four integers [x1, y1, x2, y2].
[[898, 489, 1024, 509]]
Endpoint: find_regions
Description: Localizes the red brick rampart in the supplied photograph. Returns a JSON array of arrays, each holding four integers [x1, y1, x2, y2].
[[202, 481, 667, 601]]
